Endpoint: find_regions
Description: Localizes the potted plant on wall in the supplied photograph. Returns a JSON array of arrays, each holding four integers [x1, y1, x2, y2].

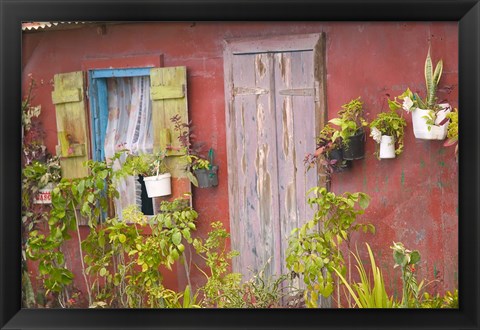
[[123, 151, 172, 198], [193, 148, 219, 188], [369, 109, 407, 159], [304, 124, 350, 174], [389, 47, 451, 140], [170, 115, 218, 188], [22, 156, 62, 204], [329, 97, 368, 160]]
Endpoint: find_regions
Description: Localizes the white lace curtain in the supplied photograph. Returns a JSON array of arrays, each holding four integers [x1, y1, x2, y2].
[[103, 76, 153, 219]]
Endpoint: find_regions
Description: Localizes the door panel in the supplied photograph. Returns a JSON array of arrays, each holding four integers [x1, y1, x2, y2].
[[274, 51, 317, 276], [231, 53, 281, 278], [224, 34, 326, 285]]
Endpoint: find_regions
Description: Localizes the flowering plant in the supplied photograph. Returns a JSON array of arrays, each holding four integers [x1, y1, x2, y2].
[[369, 109, 407, 156]]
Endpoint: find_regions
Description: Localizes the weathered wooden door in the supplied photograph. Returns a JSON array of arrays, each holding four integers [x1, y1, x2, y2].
[[224, 34, 327, 279]]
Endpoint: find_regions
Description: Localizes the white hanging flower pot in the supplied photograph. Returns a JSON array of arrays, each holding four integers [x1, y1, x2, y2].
[[379, 135, 396, 159], [411, 104, 451, 140], [143, 173, 172, 197], [33, 183, 55, 204]]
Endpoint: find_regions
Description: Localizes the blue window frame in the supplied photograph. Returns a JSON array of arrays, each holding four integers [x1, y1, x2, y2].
[[88, 67, 152, 161]]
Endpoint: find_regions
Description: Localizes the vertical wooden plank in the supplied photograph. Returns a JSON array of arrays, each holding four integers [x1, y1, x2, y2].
[[291, 50, 317, 226], [274, 52, 298, 279], [231, 54, 254, 275], [274, 50, 320, 300], [228, 53, 281, 279], [52, 71, 90, 179], [253, 53, 281, 278]]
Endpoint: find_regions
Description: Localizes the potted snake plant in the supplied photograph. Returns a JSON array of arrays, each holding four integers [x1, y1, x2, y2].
[[389, 47, 451, 140]]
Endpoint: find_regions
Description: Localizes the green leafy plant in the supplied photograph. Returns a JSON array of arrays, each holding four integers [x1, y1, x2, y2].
[[193, 221, 242, 307], [420, 289, 458, 308], [329, 97, 368, 146], [194, 222, 296, 308], [334, 243, 395, 308], [369, 109, 407, 157], [391, 242, 423, 308], [22, 157, 62, 190], [26, 152, 125, 307], [122, 150, 169, 177], [285, 187, 374, 307], [82, 198, 198, 308]]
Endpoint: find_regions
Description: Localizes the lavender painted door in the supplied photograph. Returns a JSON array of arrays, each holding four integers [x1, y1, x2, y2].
[[224, 34, 327, 281]]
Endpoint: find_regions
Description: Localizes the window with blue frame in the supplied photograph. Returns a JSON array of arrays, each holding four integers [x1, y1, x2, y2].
[[88, 67, 155, 215]]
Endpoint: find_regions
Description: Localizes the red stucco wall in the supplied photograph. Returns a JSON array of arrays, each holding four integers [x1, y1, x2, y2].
[[22, 21, 458, 301]]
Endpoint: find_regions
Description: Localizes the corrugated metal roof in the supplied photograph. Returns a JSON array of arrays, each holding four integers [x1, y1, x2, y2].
[[22, 22, 88, 31]]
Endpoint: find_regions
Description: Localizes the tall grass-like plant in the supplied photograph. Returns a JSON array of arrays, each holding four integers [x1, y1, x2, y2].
[[424, 47, 443, 109], [334, 243, 395, 308]]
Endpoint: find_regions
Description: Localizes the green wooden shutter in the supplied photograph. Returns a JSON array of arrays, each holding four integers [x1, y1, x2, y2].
[[150, 66, 191, 200], [52, 71, 90, 179]]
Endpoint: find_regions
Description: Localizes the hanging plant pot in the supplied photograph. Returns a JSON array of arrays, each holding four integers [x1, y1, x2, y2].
[[342, 129, 365, 160], [327, 148, 350, 172], [411, 104, 451, 140], [143, 173, 172, 198], [379, 135, 396, 159], [33, 183, 54, 204], [194, 165, 219, 188]]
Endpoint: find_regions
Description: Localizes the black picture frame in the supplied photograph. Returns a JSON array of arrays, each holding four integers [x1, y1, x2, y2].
[[1, 0, 479, 329]]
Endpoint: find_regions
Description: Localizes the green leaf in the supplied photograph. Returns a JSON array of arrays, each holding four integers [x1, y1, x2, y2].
[[87, 193, 94, 204], [118, 234, 127, 243], [98, 234, 105, 248], [186, 171, 198, 187], [96, 178, 105, 190], [329, 118, 342, 126], [358, 194, 371, 209], [100, 268, 107, 277], [409, 251, 421, 265], [77, 180, 85, 196], [81, 202, 90, 216], [98, 170, 108, 180], [172, 232, 182, 246]]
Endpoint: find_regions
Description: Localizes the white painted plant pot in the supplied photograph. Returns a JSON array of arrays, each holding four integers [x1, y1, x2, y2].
[[143, 173, 172, 198], [411, 104, 451, 140], [33, 183, 54, 204], [379, 135, 396, 159]]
